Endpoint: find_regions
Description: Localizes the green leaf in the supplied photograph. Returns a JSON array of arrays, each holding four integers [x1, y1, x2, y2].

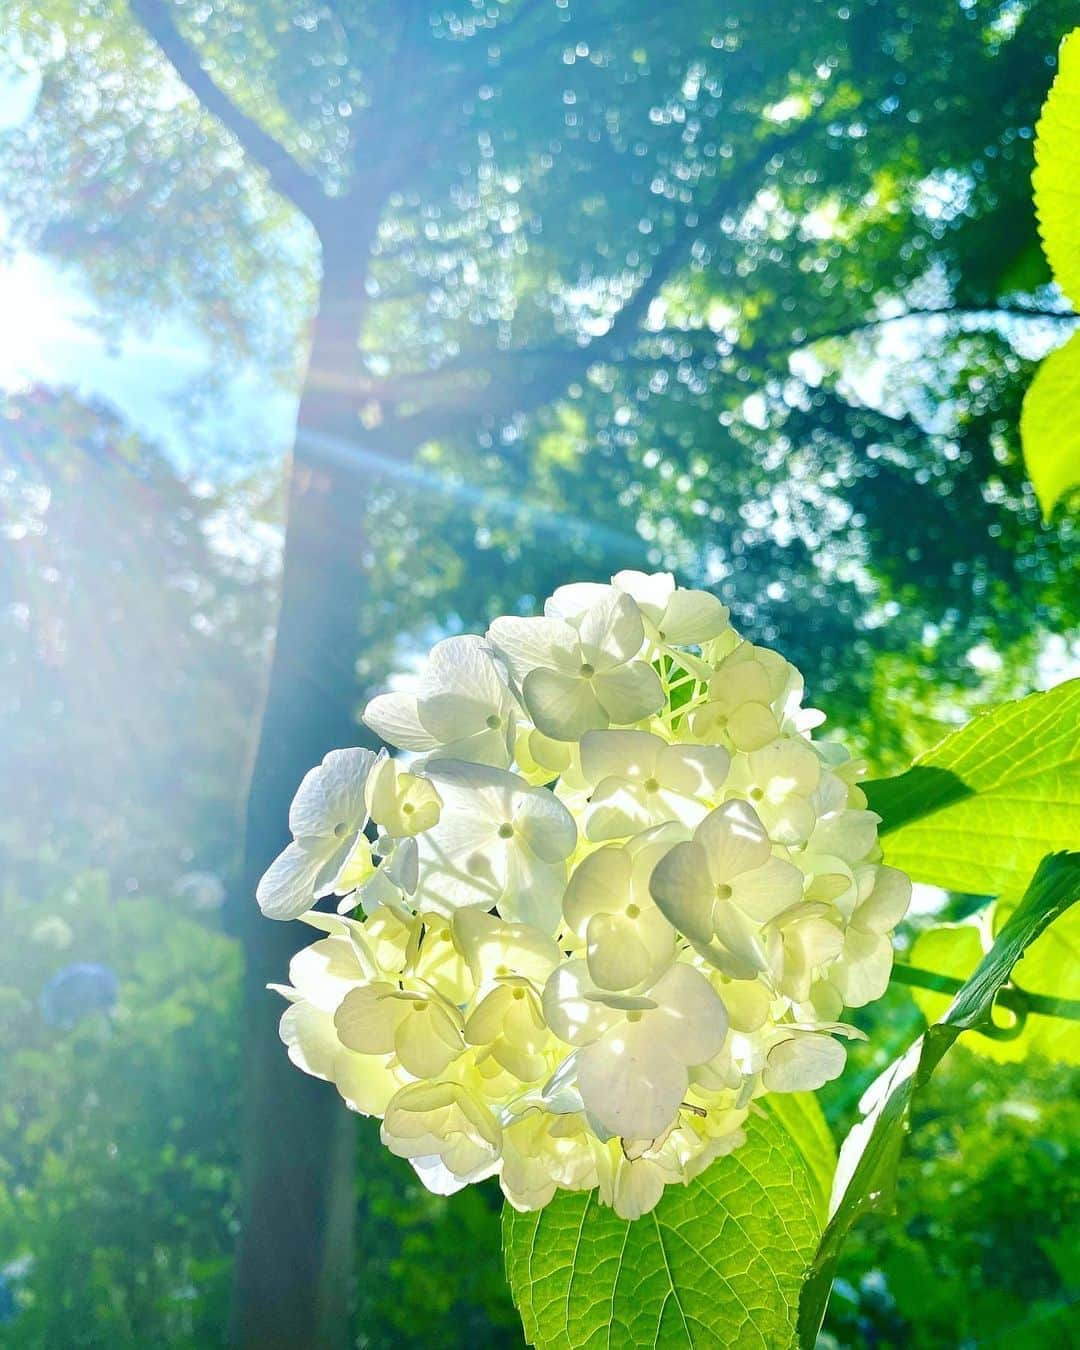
[[1023, 27, 1080, 518], [760, 1091, 836, 1225], [1020, 330, 1080, 519], [1033, 28, 1080, 310], [864, 679, 1080, 896], [797, 852, 1080, 1348], [503, 1104, 822, 1349], [909, 906, 1080, 1064]]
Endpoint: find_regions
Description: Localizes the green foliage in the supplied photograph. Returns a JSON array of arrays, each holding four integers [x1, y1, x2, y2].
[[761, 1093, 837, 1226], [865, 679, 1080, 897], [799, 852, 1080, 1346], [1021, 330, 1080, 521], [353, 1151, 520, 1350], [0, 873, 241, 1348], [5, 0, 1079, 765], [1022, 27, 1080, 517], [824, 1047, 1080, 1349], [1033, 28, 1080, 307], [910, 899, 1080, 1063], [2, 2, 1079, 1346], [504, 1105, 822, 1350]]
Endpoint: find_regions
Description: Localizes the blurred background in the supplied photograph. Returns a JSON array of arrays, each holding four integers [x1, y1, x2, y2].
[[0, 1, 1077, 1346]]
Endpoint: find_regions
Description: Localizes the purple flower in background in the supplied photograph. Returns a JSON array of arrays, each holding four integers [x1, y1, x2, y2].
[[39, 963, 118, 1029]]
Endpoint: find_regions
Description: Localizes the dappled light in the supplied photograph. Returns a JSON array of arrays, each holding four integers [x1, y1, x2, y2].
[[0, 2, 1077, 1347]]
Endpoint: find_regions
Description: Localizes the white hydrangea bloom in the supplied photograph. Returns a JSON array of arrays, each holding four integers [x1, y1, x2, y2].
[[561, 829, 679, 991], [380, 1080, 502, 1183], [363, 635, 518, 768], [578, 729, 729, 840], [648, 801, 804, 975], [488, 586, 663, 741], [258, 571, 909, 1221], [366, 756, 442, 838], [542, 960, 729, 1139], [611, 569, 730, 646], [256, 748, 379, 920], [827, 864, 912, 1007], [413, 760, 576, 929]]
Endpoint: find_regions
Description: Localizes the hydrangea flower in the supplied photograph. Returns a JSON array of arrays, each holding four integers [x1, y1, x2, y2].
[[39, 962, 118, 1029], [363, 635, 518, 768], [488, 586, 664, 740], [256, 748, 379, 920], [258, 572, 909, 1220]]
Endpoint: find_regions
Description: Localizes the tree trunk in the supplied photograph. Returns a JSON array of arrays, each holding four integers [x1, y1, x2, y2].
[[230, 227, 379, 1350]]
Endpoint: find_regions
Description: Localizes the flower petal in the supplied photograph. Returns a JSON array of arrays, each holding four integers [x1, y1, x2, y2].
[[288, 748, 377, 839], [586, 912, 659, 991], [657, 587, 729, 645], [563, 845, 633, 932], [585, 779, 654, 841], [256, 838, 335, 921], [288, 936, 366, 1011], [500, 849, 567, 931], [748, 738, 821, 799], [655, 742, 730, 797], [334, 983, 408, 1055], [729, 856, 805, 923], [855, 865, 912, 934], [542, 960, 619, 1046], [577, 1024, 689, 1139], [418, 635, 513, 740], [648, 963, 729, 1064], [831, 929, 894, 1007], [610, 569, 675, 624], [513, 786, 577, 862], [575, 589, 645, 668], [694, 800, 772, 881], [762, 1033, 846, 1092], [279, 1001, 338, 1081], [592, 661, 665, 726], [546, 581, 619, 623], [486, 615, 578, 681], [394, 1001, 465, 1078], [579, 729, 661, 784], [648, 839, 717, 945], [523, 666, 608, 740], [363, 692, 438, 751], [810, 808, 880, 864]]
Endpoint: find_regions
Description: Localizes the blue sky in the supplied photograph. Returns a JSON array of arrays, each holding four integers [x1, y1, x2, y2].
[[0, 65, 295, 478], [0, 243, 296, 473]]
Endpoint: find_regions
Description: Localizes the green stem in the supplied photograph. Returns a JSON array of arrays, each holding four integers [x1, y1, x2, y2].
[[891, 962, 1080, 1021]]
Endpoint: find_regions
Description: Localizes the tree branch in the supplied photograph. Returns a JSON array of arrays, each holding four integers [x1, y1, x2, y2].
[[129, 0, 329, 225], [591, 128, 816, 363], [368, 126, 816, 446], [795, 304, 1077, 349]]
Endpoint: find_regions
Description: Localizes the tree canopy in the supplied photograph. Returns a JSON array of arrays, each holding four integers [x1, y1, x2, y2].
[[3, 0, 1075, 767]]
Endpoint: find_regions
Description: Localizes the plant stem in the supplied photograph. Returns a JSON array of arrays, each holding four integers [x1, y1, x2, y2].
[[890, 962, 1080, 1021]]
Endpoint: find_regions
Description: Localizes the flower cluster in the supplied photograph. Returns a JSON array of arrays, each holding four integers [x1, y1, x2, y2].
[[258, 573, 910, 1219]]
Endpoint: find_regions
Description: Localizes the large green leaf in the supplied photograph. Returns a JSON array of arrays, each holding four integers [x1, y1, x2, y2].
[[504, 1103, 822, 1349], [864, 679, 1080, 896], [797, 852, 1080, 1348], [760, 1091, 836, 1225], [1020, 327, 1080, 519], [1023, 27, 1080, 518], [1033, 28, 1080, 309]]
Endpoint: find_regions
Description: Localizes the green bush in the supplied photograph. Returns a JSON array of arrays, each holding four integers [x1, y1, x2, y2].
[[825, 1044, 1079, 1348], [0, 874, 241, 1349]]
